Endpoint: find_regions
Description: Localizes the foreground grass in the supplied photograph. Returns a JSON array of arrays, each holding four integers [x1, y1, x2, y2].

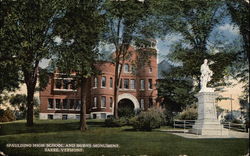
[[0, 120, 248, 156]]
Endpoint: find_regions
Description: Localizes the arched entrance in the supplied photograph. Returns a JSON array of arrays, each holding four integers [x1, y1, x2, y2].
[[116, 93, 140, 117], [118, 99, 134, 117]]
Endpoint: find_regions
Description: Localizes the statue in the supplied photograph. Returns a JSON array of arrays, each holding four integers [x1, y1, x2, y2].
[[200, 59, 214, 92]]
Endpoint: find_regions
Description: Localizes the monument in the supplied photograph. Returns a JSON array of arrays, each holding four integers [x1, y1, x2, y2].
[[191, 59, 228, 135]]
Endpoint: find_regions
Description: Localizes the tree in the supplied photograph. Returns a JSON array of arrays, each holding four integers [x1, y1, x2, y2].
[[54, 0, 104, 131], [158, 68, 196, 122], [0, 0, 63, 126], [0, 1, 20, 104], [157, 1, 237, 117], [161, 1, 236, 89], [227, 0, 249, 105], [9, 94, 39, 119], [103, 0, 161, 119]]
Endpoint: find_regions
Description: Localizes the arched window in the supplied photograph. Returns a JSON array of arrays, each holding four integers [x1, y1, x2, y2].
[[110, 77, 113, 88], [124, 64, 129, 73], [101, 96, 106, 108], [93, 77, 98, 88], [101, 76, 106, 88]]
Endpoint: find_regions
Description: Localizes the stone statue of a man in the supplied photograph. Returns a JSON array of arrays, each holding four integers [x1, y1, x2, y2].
[[200, 59, 214, 92]]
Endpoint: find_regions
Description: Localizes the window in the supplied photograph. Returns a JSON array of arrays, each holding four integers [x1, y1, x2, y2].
[[130, 79, 135, 89], [124, 64, 129, 73], [101, 113, 106, 119], [62, 115, 68, 120], [93, 77, 98, 88], [124, 79, 129, 89], [110, 97, 113, 108], [76, 115, 80, 120], [101, 96, 106, 108], [119, 79, 123, 88], [109, 77, 113, 88], [140, 99, 144, 110], [149, 67, 153, 73], [110, 77, 113, 88], [55, 79, 62, 89], [63, 80, 69, 89], [93, 97, 97, 108], [75, 100, 81, 110], [48, 99, 54, 109], [70, 80, 76, 90], [63, 99, 68, 109], [148, 79, 153, 89], [140, 79, 145, 90], [101, 76, 106, 88], [69, 99, 74, 109], [48, 114, 53, 119], [55, 99, 61, 109]]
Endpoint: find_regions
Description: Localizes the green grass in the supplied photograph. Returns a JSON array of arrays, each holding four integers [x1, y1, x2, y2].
[[0, 120, 248, 156]]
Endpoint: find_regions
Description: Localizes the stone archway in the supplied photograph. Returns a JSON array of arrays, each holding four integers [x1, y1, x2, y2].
[[112, 93, 140, 113]]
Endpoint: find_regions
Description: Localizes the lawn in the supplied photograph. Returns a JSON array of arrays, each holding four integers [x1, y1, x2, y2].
[[0, 120, 248, 156]]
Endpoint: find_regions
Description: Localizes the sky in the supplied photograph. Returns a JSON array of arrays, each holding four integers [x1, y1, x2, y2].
[[39, 22, 241, 69]]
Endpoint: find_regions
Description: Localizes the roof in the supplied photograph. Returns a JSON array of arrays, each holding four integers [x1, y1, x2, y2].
[[157, 60, 173, 79]]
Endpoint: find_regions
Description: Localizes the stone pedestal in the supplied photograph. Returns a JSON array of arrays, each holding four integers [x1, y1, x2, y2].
[[190, 92, 228, 135]]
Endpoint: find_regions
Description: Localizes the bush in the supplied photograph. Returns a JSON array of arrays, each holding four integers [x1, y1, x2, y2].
[[131, 108, 165, 131], [104, 117, 128, 127], [231, 118, 243, 124], [118, 107, 135, 118], [175, 107, 197, 120], [0, 108, 16, 122]]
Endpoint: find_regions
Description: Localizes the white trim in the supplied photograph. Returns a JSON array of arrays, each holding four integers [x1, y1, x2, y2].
[[39, 113, 90, 120], [53, 89, 77, 92], [90, 112, 112, 119]]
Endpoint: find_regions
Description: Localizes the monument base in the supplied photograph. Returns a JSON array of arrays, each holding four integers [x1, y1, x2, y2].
[[190, 119, 228, 135], [191, 92, 229, 136]]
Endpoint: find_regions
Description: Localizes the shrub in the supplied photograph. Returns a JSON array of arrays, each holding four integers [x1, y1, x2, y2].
[[231, 118, 243, 124], [0, 108, 16, 122], [175, 107, 197, 120], [118, 107, 135, 118], [104, 117, 127, 127], [131, 108, 165, 131]]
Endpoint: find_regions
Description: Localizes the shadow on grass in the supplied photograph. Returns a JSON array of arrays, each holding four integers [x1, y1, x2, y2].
[[0, 120, 105, 136]]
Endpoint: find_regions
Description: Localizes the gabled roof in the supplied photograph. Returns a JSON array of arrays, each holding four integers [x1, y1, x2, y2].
[[157, 60, 173, 79]]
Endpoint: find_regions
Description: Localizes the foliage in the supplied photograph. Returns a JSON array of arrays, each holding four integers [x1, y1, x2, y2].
[[102, 0, 163, 118], [0, 108, 16, 122], [0, 0, 64, 126], [231, 118, 243, 124], [131, 108, 165, 131], [9, 94, 39, 120], [161, 1, 236, 88], [118, 107, 134, 118], [158, 69, 196, 119], [104, 117, 127, 127], [226, 1, 249, 114], [53, 0, 104, 131], [38, 68, 50, 91], [158, 1, 237, 118], [175, 106, 198, 120]]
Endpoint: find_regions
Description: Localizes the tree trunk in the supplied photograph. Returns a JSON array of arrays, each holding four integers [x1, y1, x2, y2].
[[26, 86, 34, 126], [79, 77, 88, 131], [23, 62, 39, 127], [113, 58, 120, 119]]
